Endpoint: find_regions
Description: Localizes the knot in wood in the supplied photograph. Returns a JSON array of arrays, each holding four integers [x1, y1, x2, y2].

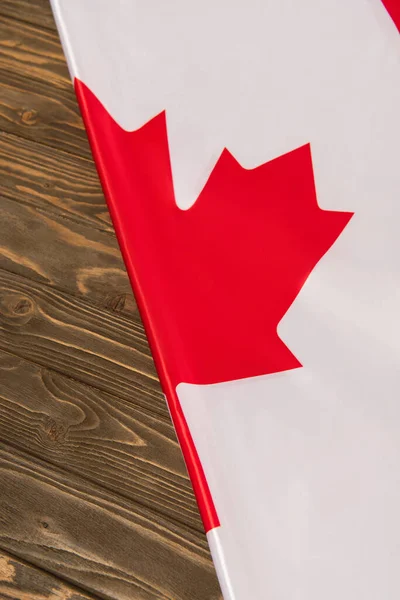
[[20, 108, 38, 126]]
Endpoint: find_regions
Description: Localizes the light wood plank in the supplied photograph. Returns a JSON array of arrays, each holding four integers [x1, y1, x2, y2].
[[0, 131, 111, 232], [0, 0, 56, 32], [0, 68, 92, 160], [0, 197, 137, 320], [0, 268, 165, 417], [0, 15, 70, 90]]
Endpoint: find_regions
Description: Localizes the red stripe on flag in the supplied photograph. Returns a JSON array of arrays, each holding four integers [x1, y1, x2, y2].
[[75, 78, 220, 532], [382, 0, 400, 31]]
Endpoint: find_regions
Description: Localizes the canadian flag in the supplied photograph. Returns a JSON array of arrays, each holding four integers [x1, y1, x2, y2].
[[51, 1, 400, 598]]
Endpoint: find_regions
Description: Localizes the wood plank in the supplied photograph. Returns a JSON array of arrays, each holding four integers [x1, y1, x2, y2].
[[0, 349, 202, 531], [0, 549, 97, 600], [0, 15, 70, 91], [0, 197, 137, 320], [0, 444, 221, 600], [0, 0, 56, 32], [0, 5, 216, 599], [0, 268, 165, 417], [0, 67, 92, 160], [0, 131, 111, 232]]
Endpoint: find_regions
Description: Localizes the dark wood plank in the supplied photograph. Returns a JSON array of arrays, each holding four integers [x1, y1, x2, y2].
[[0, 0, 56, 32], [0, 268, 165, 417], [0, 131, 112, 232], [0, 67, 92, 160], [0, 6, 217, 599], [0, 444, 221, 600], [0, 15, 70, 90], [0, 197, 137, 320], [0, 349, 202, 531], [0, 549, 97, 600]]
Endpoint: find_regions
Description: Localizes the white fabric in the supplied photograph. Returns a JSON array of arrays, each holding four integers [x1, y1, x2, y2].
[[51, 0, 400, 597]]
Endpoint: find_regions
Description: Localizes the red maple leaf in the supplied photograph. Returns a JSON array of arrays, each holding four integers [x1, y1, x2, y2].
[[76, 80, 353, 531], [76, 80, 352, 389]]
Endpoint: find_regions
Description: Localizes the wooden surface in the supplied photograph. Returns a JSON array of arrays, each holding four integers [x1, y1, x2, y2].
[[0, 2, 222, 599]]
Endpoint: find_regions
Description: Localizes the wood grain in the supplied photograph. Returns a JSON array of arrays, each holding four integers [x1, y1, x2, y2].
[[0, 15, 70, 90], [0, 67, 92, 159], [0, 549, 97, 600], [0, 349, 202, 531], [0, 268, 165, 417], [0, 196, 138, 320], [0, 4, 219, 598], [0, 444, 221, 600], [0, 131, 111, 232], [0, 0, 56, 32]]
